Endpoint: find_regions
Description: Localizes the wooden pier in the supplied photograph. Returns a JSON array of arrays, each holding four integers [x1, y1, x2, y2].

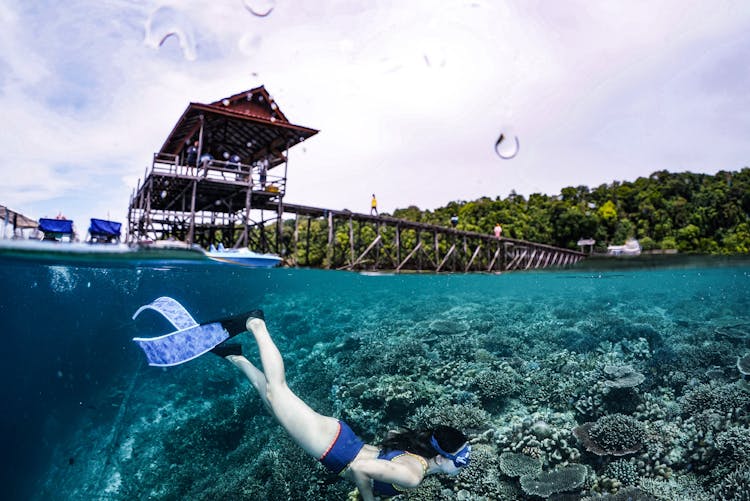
[[126, 86, 585, 272], [255, 201, 585, 272]]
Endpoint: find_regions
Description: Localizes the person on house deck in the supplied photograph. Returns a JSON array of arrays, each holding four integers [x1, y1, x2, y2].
[[186, 140, 199, 167], [212, 312, 471, 500]]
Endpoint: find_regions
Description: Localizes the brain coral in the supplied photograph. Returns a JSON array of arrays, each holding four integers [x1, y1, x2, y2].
[[573, 414, 646, 456], [519, 464, 588, 498]]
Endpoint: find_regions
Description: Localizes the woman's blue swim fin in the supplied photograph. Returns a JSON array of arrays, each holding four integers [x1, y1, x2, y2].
[[131, 297, 259, 367]]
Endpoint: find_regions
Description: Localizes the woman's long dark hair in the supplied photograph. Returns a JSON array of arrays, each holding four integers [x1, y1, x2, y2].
[[380, 425, 467, 458]]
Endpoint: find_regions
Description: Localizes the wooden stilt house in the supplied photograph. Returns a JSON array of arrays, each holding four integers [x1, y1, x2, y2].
[[127, 86, 318, 251]]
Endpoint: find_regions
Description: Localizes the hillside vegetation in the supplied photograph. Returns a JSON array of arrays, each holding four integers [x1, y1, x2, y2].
[[391, 169, 750, 254]]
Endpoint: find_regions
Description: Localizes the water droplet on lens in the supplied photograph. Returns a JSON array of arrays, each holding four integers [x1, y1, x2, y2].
[[144, 6, 197, 61], [222, 99, 230, 106], [243, 0, 275, 17], [494, 132, 520, 160]]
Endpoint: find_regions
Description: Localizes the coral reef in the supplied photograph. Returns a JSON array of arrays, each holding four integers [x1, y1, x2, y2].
[[35, 263, 750, 500]]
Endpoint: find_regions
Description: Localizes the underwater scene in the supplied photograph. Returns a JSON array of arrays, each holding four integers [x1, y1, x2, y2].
[[1, 254, 750, 500]]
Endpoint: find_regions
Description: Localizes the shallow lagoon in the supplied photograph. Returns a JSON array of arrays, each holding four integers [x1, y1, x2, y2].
[[1, 253, 749, 500]]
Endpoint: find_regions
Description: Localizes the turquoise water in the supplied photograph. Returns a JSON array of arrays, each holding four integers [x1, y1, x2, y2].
[[1, 251, 749, 499]]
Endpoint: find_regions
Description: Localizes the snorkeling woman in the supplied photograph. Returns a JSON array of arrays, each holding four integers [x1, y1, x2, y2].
[[213, 311, 471, 500]]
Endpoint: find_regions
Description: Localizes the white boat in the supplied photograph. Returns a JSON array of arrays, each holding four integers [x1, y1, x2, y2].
[[607, 238, 642, 256], [205, 245, 282, 268]]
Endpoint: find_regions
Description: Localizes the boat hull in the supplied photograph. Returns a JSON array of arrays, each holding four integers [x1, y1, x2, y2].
[[205, 249, 281, 268]]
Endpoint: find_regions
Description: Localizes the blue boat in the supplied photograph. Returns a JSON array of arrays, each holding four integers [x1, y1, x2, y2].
[[87, 218, 122, 244], [38, 218, 75, 242]]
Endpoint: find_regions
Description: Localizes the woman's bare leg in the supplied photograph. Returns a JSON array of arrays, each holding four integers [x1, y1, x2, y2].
[[238, 316, 339, 458], [226, 355, 271, 411]]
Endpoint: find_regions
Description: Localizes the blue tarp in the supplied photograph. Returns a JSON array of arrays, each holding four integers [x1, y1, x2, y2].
[[38, 218, 74, 234], [89, 218, 122, 237]]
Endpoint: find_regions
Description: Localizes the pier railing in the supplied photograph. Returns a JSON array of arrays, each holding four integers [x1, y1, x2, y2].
[[151, 153, 286, 194]]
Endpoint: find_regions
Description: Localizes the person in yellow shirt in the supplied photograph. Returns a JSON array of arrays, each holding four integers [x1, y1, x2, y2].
[[370, 194, 378, 216]]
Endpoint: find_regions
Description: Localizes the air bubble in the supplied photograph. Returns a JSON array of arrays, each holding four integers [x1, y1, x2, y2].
[[144, 6, 197, 61], [243, 0, 275, 17], [160, 190, 167, 198], [494, 132, 520, 160]]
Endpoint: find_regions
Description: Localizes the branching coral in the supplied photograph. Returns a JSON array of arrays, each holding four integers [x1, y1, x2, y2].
[[573, 414, 646, 456], [715, 427, 750, 463], [712, 467, 750, 501], [680, 382, 750, 416]]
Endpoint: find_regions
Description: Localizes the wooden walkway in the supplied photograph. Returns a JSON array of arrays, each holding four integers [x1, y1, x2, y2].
[[256, 200, 585, 272]]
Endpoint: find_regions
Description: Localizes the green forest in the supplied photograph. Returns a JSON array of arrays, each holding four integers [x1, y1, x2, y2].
[[269, 168, 750, 266], [390, 168, 750, 254]]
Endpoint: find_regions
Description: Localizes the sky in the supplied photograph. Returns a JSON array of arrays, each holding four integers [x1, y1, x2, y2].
[[1, 0, 749, 232]]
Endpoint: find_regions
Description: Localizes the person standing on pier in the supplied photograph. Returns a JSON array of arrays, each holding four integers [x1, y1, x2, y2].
[[494, 223, 503, 238], [370, 194, 378, 216]]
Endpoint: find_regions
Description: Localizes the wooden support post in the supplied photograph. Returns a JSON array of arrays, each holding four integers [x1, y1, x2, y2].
[[186, 179, 197, 244], [349, 216, 355, 267], [238, 185, 252, 248], [507, 248, 527, 271], [416, 229, 422, 271], [395, 225, 401, 269], [436, 244, 456, 272], [276, 196, 284, 255], [293, 214, 299, 265], [305, 216, 311, 266], [396, 241, 422, 272], [465, 244, 482, 272], [543, 251, 552, 268], [326, 211, 333, 269], [525, 249, 538, 269], [376, 222, 381, 269], [434, 231, 439, 267], [340, 234, 382, 270], [487, 247, 501, 272]]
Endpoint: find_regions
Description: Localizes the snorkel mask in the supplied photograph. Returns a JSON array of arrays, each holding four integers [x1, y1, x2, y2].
[[430, 436, 471, 468]]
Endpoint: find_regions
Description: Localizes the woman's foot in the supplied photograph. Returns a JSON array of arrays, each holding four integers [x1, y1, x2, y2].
[[246, 309, 265, 330], [210, 342, 243, 358]]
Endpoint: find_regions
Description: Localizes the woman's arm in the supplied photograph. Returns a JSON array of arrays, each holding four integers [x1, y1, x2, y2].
[[351, 469, 375, 501], [349, 457, 425, 490]]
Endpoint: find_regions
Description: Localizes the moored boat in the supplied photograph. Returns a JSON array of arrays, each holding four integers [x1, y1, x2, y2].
[[205, 245, 282, 268]]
